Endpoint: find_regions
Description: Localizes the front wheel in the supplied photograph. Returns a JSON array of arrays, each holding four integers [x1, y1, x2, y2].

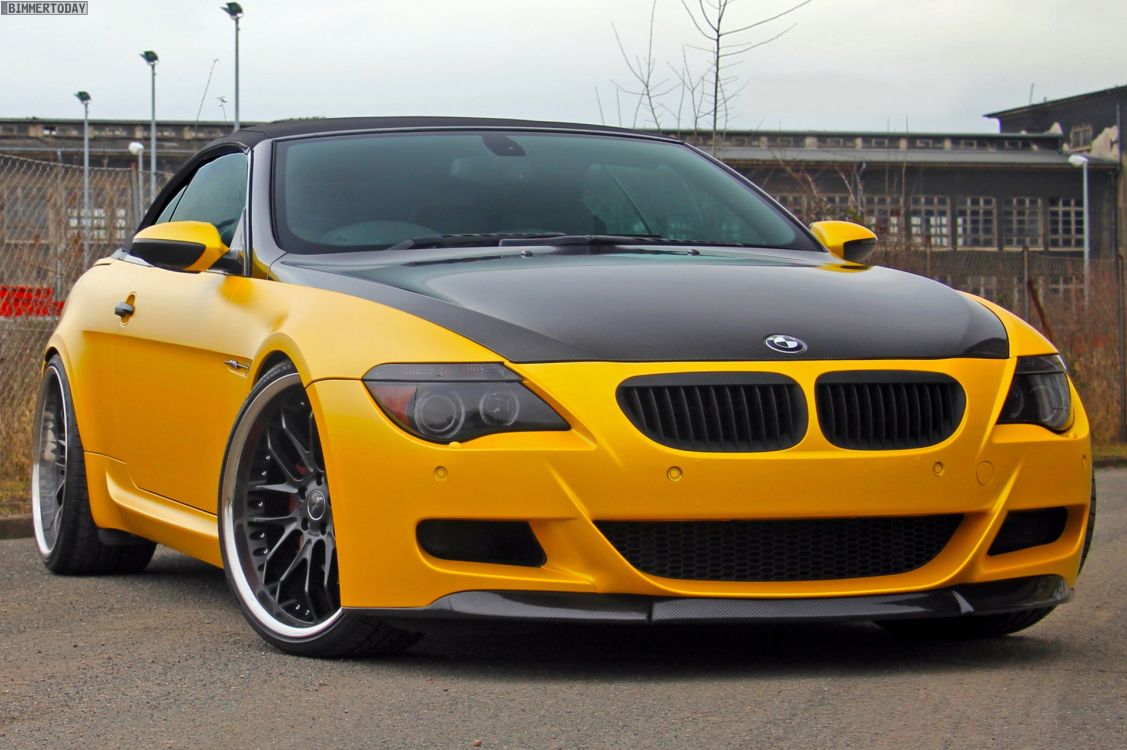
[[218, 361, 418, 658]]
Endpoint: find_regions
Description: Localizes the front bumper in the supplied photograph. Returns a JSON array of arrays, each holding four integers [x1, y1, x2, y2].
[[351, 575, 1071, 623], [308, 357, 1092, 610]]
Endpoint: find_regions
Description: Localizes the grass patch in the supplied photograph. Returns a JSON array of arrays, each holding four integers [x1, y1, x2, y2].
[[0, 478, 28, 516], [1094, 442, 1127, 462]]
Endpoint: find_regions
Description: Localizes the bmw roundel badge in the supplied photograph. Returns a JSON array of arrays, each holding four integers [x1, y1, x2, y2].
[[765, 334, 808, 354]]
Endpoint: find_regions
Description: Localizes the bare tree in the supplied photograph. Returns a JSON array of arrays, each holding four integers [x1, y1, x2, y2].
[[679, 0, 813, 152], [669, 46, 710, 134], [611, 1, 677, 128]]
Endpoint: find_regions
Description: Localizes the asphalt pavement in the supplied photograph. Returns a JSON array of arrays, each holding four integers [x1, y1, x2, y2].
[[2, 471, 1126, 749]]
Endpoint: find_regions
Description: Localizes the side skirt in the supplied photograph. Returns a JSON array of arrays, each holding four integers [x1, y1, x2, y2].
[[85, 452, 222, 567]]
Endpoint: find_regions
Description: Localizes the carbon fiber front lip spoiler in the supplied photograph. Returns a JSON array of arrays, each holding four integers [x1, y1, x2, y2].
[[350, 575, 1071, 623]]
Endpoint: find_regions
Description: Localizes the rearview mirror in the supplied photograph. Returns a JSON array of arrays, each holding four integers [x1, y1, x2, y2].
[[809, 220, 878, 264], [129, 221, 230, 273]]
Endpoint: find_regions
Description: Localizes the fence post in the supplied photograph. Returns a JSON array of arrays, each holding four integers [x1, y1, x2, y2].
[[130, 162, 141, 228], [1022, 245, 1030, 322], [1118, 251, 1126, 442], [52, 151, 64, 299]]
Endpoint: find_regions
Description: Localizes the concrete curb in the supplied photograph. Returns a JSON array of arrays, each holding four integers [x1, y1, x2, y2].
[[0, 514, 33, 540], [1094, 456, 1127, 469]]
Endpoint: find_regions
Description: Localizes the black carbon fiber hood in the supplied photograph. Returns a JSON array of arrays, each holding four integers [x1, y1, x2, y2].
[[275, 249, 1008, 362]]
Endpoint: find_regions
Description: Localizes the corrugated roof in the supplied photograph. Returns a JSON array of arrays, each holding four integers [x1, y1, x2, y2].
[[985, 84, 1127, 119]]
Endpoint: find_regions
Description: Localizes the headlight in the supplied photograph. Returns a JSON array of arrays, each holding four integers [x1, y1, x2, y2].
[[364, 363, 569, 443], [997, 354, 1072, 432]]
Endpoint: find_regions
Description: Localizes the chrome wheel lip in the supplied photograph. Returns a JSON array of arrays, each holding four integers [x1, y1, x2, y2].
[[222, 372, 343, 640], [32, 365, 66, 557]]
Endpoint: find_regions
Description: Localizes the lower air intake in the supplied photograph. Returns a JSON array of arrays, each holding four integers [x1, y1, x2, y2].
[[596, 515, 963, 582]]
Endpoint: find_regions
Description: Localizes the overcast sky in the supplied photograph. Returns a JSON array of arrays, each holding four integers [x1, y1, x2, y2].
[[2, 0, 1123, 133]]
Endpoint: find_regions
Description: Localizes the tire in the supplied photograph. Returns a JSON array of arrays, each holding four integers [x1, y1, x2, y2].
[[31, 354, 156, 575], [218, 361, 419, 658]]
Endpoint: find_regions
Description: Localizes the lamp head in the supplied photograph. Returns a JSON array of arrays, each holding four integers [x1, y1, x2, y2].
[[75, 91, 91, 105], [1068, 154, 1089, 167], [128, 141, 145, 156], [140, 50, 159, 65], [222, 2, 243, 19]]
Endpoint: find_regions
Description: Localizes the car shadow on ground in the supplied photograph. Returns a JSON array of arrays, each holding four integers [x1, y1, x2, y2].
[[398, 618, 1073, 681], [133, 548, 1078, 681]]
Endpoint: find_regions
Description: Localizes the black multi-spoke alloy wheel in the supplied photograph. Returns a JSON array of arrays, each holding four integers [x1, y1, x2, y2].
[[219, 361, 418, 657], [32, 354, 155, 574]]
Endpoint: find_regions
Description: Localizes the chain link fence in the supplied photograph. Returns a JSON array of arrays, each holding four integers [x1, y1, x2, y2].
[[0, 153, 1123, 514], [0, 153, 149, 514]]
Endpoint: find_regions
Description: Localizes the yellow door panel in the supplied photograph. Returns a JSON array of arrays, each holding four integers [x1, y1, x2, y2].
[[112, 263, 282, 512], [47, 261, 136, 457]]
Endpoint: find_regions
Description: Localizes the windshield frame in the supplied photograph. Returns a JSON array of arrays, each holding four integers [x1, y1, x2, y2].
[[269, 127, 825, 256]]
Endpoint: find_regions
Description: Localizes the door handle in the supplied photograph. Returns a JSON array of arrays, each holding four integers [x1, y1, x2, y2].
[[114, 301, 135, 318]]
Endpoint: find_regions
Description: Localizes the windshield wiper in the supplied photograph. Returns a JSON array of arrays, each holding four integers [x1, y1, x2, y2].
[[385, 233, 567, 250], [385, 232, 776, 252], [498, 234, 666, 247], [385, 232, 669, 251], [498, 235, 776, 250]]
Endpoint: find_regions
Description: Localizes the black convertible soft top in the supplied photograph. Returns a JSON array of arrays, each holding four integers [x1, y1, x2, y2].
[[208, 116, 659, 149]]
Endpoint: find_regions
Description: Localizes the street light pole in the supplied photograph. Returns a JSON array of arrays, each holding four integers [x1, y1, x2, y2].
[[141, 50, 159, 203], [75, 91, 91, 270], [1069, 153, 1091, 305], [222, 3, 244, 131]]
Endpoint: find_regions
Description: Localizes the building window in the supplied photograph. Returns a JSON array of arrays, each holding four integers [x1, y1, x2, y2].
[[964, 275, 1000, 299], [867, 137, 890, 148], [865, 195, 903, 239], [958, 139, 982, 149], [1003, 197, 1042, 249], [808, 193, 855, 221], [6, 185, 51, 239], [824, 137, 844, 148], [909, 195, 950, 247], [1048, 197, 1084, 249], [774, 194, 807, 222], [1047, 275, 1084, 302], [1069, 125, 1093, 151], [956, 196, 996, 248]]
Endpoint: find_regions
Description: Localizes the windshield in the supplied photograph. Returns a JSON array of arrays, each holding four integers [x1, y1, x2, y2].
[[272, 130, 818, 254]]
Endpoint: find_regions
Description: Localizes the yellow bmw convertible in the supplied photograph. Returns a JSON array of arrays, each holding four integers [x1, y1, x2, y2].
[[33, 118, 1094, 657]]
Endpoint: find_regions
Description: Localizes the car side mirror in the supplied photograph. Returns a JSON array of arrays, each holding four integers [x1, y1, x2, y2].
[[129, 221, 230, 273], [809, 220, 878, 264]]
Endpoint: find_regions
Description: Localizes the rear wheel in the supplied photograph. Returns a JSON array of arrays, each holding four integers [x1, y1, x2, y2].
[[218, 362, 418, 658], [32, 355, 155, 575]]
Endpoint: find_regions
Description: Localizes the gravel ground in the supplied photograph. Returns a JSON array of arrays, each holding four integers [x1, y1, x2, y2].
[[1, 471, 1125, 749]]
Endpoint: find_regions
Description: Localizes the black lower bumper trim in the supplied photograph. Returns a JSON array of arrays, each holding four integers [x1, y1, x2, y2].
[[349, 575, 1071, 624]]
